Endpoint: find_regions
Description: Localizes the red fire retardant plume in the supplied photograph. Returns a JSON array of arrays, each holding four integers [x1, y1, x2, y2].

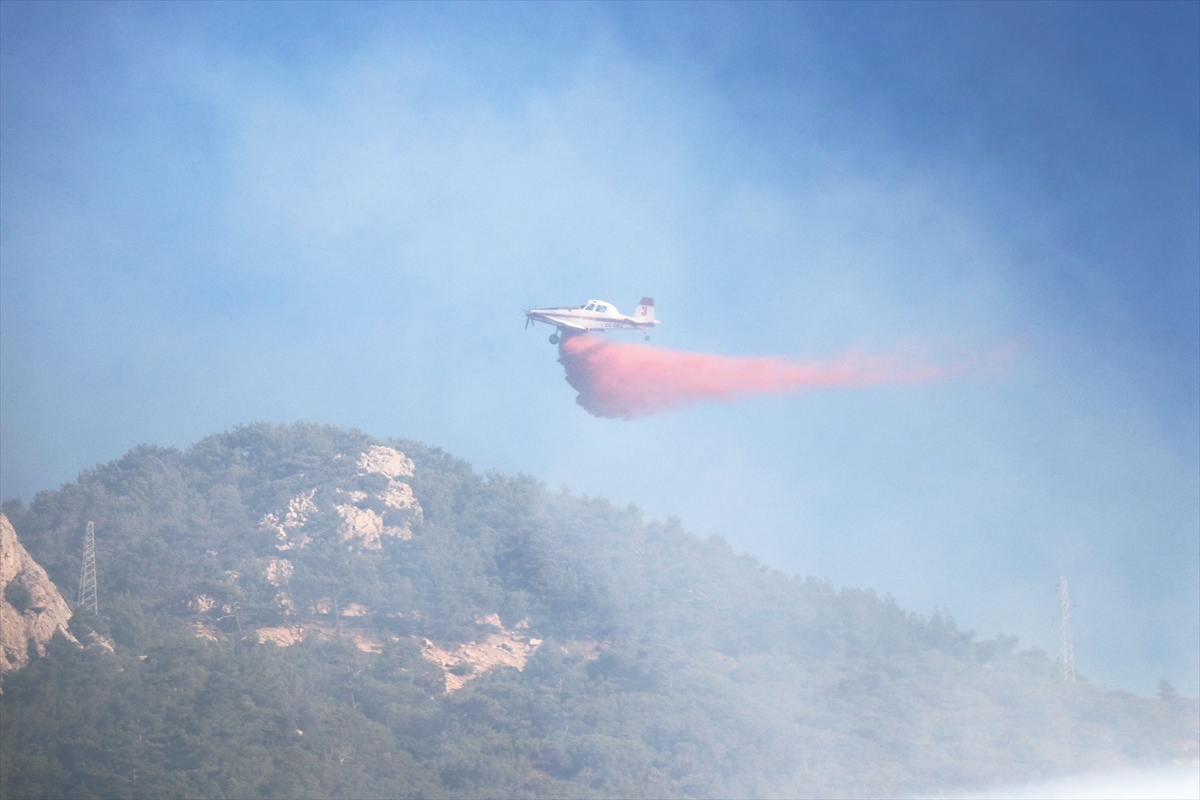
[[558, 334, 951, 419]]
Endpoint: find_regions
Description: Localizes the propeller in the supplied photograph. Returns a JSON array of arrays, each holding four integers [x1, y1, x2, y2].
[[523, 301, 537, 330]]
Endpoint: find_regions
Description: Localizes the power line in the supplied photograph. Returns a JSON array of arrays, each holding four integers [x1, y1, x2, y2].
[[78, 521, 97, 614]]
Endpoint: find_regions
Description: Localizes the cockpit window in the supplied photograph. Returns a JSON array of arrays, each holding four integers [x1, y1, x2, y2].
[[584, 303, 595, 311], [596, 305, 608, 313]]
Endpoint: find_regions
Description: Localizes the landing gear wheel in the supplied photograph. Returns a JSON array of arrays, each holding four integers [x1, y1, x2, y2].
[[644, 333, 650, 341], [549, 333, 560, 345]]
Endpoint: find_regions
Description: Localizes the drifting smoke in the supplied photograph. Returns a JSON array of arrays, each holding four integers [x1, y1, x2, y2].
[[558, 334, 962, 419]]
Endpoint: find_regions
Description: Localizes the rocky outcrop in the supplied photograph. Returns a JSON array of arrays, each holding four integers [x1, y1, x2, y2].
[[261, 489, 317, 551], [259, 558, 293, 586], [420, 614, 543, 693], [358, 445, 414, 478], [334, 503, 389, 548], [256, 623, 385, 654], [259, 446, 423, 553], [251, 611, 543, 690], [336, 446, 422, 547], [1, 513, 78, 679]]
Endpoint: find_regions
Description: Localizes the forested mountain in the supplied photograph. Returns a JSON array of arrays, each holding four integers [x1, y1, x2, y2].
[[1, 423, 1195, 799]]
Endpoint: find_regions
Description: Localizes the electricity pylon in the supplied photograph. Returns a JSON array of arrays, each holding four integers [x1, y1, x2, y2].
[[1058, 577, 1075, 682], [78, 521, 97, 613]]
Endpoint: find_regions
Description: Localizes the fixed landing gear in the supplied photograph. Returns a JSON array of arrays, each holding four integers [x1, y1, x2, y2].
[[644, 333, 650, 341], [549, 333, 560, 345]]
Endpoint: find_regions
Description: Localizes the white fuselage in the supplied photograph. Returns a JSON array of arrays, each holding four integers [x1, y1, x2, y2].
[[526, 299, 660, 335]]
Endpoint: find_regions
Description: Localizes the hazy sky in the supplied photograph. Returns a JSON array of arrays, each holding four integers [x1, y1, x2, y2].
[[2, 1, 1197, 695]]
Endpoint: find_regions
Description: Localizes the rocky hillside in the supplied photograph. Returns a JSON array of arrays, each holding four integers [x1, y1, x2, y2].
[[0, 512, 77, 678], [1, 423, 1195, 799]]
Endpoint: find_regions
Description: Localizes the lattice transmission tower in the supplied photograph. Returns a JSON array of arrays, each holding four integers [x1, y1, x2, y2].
[[1058, 576, 1075, 682], [78, 520, 98, 613]]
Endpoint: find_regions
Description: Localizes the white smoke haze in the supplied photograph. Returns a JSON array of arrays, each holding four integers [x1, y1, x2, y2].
[[950, 764, 1200, 800], [1, 1, 1196, 703]]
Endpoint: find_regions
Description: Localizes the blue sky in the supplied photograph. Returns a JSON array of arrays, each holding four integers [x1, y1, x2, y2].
[[2, 1, 1197, 694]]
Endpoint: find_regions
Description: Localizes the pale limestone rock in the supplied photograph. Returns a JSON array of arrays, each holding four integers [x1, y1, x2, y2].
[[1, 513, 78, 678], [285, 489, 318, 522], [84, 630, 115, 653], [255, 624, 382, 654], [276, 591, 298, 615], [335, 500, 414, 546], [305, 598, 370, 617], [257, 625, 305, 647], [419, 616, 543, 693], [357, 446, 414, 479], [350, 633, 383, 654], [380, 481, 422, 538], [335, 504, 385, 549], [309, 597, 334, 615], [260, 558, 294, 586], [187, 594, 218, 614], [381, 481, 417, 510], [262, 451, 423, 555], [261, 559, 296, 616], [384, 524, 413, 541], [261, 489, 317, 551], [355, 449, 422, 541]]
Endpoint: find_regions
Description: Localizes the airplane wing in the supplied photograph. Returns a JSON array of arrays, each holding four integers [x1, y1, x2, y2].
[[540, 315, 591, 331]]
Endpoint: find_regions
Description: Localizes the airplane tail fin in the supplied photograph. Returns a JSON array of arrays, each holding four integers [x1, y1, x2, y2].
[[635, 297, 656, 323]]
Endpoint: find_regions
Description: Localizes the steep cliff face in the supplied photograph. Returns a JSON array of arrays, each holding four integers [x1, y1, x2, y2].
[[0, 513, 77, 678]]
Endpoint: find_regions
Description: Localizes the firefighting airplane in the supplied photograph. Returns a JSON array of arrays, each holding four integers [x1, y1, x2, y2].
[[525, 298, 661, 344]]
